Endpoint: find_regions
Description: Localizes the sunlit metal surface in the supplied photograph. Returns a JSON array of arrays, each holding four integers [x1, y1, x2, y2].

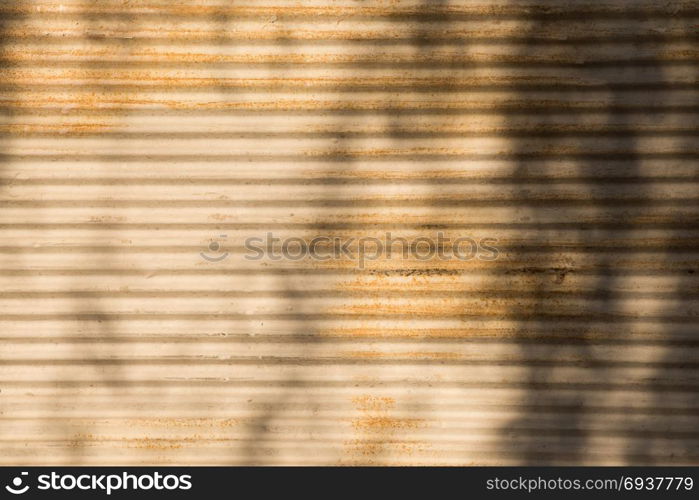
[[0, 0, 697, 465]]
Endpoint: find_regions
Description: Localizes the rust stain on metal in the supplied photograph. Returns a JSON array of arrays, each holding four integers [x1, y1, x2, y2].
[[351, 396, 396, 412], [126, 418, 240, 429], [0, 0, 696, 466], [0, 123, 114, 135], [344, 351, 461, 360], [344, 395, 428, 464]]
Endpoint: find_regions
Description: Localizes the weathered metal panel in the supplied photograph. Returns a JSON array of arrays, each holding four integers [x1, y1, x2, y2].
[[0, 0, 697, 464]]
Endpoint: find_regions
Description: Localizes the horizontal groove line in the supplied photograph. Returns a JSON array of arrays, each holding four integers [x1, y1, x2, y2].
[[1, 380, 696, 392], [2, 358, 698, 368], [1, 223, 698, 229], [1, 246, 697, 253], [2, 131, 699, 139], [0, 434, 697, 443], [2, 414, 698, 421], [0, 397, 694, 406], [4, 108, 699, 117], [3, 337, 697, 347], [0, 271, 694, 278], [0, 25, 697, 33], [1, 154, 698, 162], [0, 314, 696, 322], [0, 290, 694, 299], [1, 84, 697, 93], [2, 35, 697, 44], [1, 200, 695, 208], [2, 60, 699, 68], [1, 10, 699, 20], [3, 107, 699, 114], [3, 178, 697, 186]]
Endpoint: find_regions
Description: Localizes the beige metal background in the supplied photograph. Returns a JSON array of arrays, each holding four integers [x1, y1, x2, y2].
[[0, 0, 698, 465]]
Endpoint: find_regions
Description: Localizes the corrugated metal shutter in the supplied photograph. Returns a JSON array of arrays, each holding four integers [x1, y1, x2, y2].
[[1, 0, 697, 465]]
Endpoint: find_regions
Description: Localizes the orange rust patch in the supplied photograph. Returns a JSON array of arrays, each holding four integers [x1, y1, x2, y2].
[[351, 395, 395, 412], [336, 272, 461, 293], [70, 433, 206, 450], [344, 350, 460, 360], [351, 416, 423, 431], [344, 395, 428, 464], [128, 437, 201, 450], [301, 168, 502, 181], [0, 123, 114, 135], [319, 327, 519, 339], [126, 417, 239, 428]]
